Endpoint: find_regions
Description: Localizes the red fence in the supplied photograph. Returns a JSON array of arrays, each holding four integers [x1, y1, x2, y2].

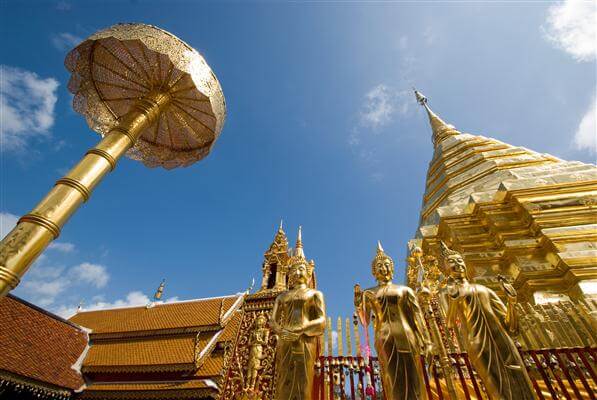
[[314, 347, 596, 399]]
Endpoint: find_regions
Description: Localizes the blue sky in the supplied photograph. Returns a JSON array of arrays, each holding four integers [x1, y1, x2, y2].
[[1, 1, 595, 320]]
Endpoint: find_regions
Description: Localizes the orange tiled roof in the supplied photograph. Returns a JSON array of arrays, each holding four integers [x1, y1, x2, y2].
[[0, 295, 88, 390], [80, 380, 216, 399], [72, 294, 244, 376], [196, 352, 224, 377], [220, 311, 242, 341], [84, 380, 212, 391], [69, 295, 241, 334], [83, 335, 196, 369]]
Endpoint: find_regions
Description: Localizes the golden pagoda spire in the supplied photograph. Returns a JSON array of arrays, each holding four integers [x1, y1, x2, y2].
[[293, 226, 306, 261], [414, 89, 460, 145], [265, 220, 289, 257], [153, 279, 165, 301]]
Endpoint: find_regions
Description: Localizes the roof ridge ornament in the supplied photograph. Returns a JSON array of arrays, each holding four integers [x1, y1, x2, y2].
[[413, 88, 460, 146], [153, 279, 165, 301]]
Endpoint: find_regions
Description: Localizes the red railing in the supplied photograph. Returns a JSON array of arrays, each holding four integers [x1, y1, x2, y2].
[[315, 347, 596, 399]]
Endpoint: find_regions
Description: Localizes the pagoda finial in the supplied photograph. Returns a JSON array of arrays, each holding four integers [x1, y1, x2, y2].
[[279, 219, 284, 232], [153, 279, 165, 301], [290, 226, 307, 264], [413, 88, 460, 146], [297, 226, 303, 249]]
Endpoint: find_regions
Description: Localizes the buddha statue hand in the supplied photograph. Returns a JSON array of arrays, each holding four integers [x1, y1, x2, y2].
[[354, 284, 363, 307], [423, 342, 435, 367]]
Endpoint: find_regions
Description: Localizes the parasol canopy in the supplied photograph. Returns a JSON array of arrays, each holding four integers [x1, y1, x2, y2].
[[65, 23, 226, 169]]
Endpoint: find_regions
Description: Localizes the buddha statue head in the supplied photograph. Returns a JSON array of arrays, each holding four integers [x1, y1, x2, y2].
[[371, 241, 394, 284], [440, 241, 467, 279], [288, 259, 313, 288]]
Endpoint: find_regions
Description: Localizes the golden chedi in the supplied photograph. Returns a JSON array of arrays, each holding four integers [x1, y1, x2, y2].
[[354, 242, 432, 400], [270, 227, 326, 400], [442, 242, 535, 400]]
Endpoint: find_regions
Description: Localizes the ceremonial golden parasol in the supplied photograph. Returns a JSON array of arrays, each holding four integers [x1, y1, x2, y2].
[[0, 23, 226, 297]]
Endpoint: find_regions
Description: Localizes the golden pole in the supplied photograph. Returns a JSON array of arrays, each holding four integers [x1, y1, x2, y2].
[[345, 317, 352, 357], [0, 92, 170, 297], [418, 289, 458, 400], [353, 315, 361, 358], [327, 317, 333, 356], [337, 316, 344, 357]]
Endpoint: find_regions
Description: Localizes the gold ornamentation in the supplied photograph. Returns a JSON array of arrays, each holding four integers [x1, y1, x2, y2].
[[66, 23, 226, 169], [442, 243, 536, 400], [260, 222, 290, 292], [354, 242, 432, 400], [245, 313, 270, 392], [221, 305, 278, 400]]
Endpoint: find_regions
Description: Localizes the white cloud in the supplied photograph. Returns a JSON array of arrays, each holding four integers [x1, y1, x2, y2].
[[543, 0, 596, 62], [54, 304, 78, 319], [21, 278, 69, 306], [48, 241, 76, 253], [54, 291, 153, 319], [331, 330, 338, 352], [87, 291, 150, 310], [359, 85, 410, 130], [360, 85, 394, 129], [71, 262, 109, 288], [54, 292, 182, 319], [55, 1, 71, 11], [0, 212, 18, 239], [0, 65, 59, 152], [397, 36, 408, 50], [29, 264, 65, 280], [51, 32, 82, 52], [423, 27, 436, 46], [15, 261, 110, 306], [573, 96, 596, 153]]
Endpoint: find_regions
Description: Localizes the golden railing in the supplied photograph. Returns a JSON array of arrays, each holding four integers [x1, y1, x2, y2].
[[321, 312, 597, 399], [314, 347, 597, 400]]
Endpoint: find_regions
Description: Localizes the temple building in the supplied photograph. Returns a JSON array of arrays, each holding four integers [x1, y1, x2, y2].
[[0, 295, 88, 400], [68, 294, 244, 399]]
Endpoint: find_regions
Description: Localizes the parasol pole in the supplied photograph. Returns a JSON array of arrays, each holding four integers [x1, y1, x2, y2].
[[0, 92, 170, 297]]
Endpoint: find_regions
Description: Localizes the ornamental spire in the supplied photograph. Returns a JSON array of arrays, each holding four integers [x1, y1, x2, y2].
[[414, 89, 460, 146], [290, 226, 307, 265], [153, 279, 165, 301], [295, 226, 305, 257]]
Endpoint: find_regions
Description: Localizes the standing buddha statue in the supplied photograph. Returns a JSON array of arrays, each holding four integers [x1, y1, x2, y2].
[[354, 242, 432, 400], [270, 227, 326, 400], [441, 242, 535, 400]]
